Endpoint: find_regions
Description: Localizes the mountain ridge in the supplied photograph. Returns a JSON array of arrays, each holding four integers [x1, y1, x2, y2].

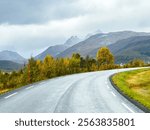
[[109, 35, 150, 63], [56, 31, 150, 58], [35, 36, 81, 60], [0, 50, 27, 64], [1, 31, 150, 69]]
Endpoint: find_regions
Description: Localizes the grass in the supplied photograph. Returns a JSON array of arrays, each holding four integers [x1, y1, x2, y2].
[[112, 68, 150, 109]]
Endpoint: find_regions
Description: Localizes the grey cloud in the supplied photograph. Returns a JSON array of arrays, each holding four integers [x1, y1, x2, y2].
[[0, 0, 150, 58], [0, 0, 80, 24]]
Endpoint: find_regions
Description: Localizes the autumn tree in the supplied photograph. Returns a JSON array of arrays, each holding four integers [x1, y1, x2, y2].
[[0, 50, 125, 95], [128, 59, 145, 67], [84, 55, 97, 71], [1, 72, 9, 89], [96, 47, 114, 67], [43, 55, 56, 78], [20, 57, 38, 84], [27, 57, 38, 83], [69, 53, 81, 73], [55, 58, 69, 76], [35, 60, 43, 81], [63, 58, 70, 74]]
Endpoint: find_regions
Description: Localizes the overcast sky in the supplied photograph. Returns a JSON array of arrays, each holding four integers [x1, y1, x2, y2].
[[0, 0, 150, 58]]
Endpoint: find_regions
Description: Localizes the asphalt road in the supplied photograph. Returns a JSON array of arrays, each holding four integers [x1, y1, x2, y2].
[[0, 68, 144, 113]]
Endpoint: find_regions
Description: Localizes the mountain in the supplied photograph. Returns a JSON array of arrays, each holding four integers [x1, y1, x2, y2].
[[0, 60, 24, 71], [56, 31, 149, 58], [108, 36, 150, 63], [35, 45, 68, 60], [35, 36, 81, 60], [0, 50, 26, 64], [64, 36, 81, 47], [85, 29, 103, 39]]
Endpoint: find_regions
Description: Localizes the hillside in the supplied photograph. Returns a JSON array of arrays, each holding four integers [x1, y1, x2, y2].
[[0, 60, 24, 71], [0, 50, 26, 64], [56, 31, 149, 58], [35, 36, 81, 60], [108, 36, 150, 63], [35, 45, 68, 60]]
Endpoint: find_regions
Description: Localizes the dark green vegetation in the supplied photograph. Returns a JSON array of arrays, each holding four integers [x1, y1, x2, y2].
[[0, 60, 24, 71], [0, 47, 148, 95], [112, 69, 150, 109]]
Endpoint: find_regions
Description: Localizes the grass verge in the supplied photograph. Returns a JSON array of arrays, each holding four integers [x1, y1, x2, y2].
[[112, 68, 150, 110]]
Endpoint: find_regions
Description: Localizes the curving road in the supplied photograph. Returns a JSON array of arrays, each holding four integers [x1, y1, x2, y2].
[[0, 68, 144, 113]]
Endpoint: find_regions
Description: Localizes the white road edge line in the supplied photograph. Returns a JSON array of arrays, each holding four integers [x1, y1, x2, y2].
[[26, 86, 34, 90], [111, 91, 116, 97], [4, 92, 18, 99], [122, 103, 135, 113]]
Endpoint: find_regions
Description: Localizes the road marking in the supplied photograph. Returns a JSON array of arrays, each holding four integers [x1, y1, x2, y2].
[[111, 91, 116, 97], [26, 86, 34, 90], [122, 103, 135, 113], [4, 92, 18, 99]]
